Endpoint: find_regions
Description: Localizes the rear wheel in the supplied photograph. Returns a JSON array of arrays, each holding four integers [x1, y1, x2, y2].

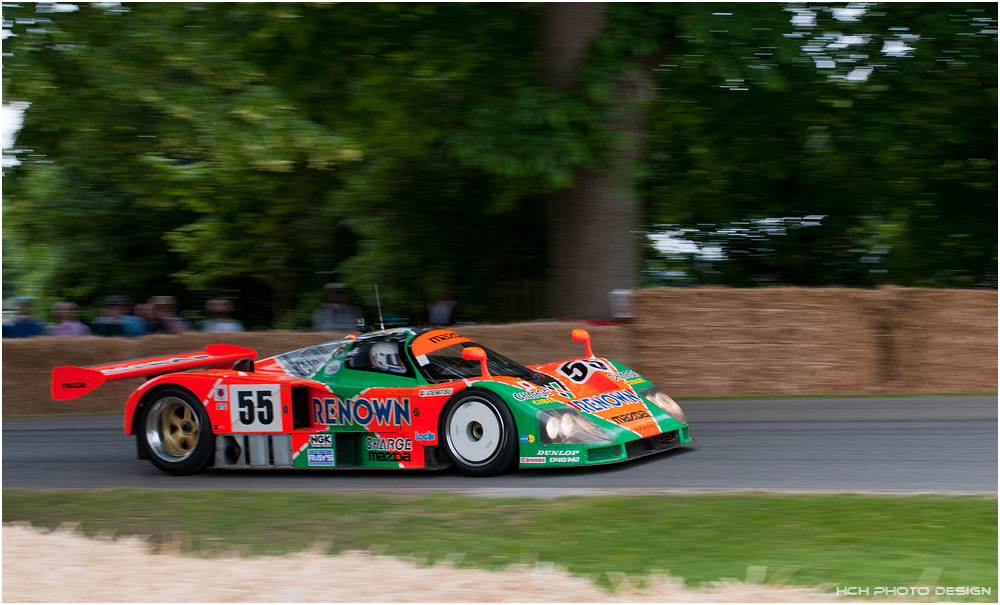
[[138, 387, 214, 475], [441, 389, 518, 477]]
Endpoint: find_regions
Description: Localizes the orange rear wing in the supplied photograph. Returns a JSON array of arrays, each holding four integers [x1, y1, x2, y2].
[[51, 344, 257, 401]]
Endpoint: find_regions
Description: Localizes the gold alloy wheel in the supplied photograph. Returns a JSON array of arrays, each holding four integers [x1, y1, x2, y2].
[[145, 396, 200, 462]]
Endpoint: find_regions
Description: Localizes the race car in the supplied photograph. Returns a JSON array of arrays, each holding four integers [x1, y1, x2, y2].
[[51, 327, 692, 476]]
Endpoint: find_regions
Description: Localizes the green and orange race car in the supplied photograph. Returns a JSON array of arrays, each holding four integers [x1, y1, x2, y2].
[[51, 327, 692, 476]]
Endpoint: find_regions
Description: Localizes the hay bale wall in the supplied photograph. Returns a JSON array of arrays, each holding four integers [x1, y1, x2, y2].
[[2, 288, 995, 416], [629, 286, 996, 396], [878, 287, 998, 394], [629, 287, 882, 396]]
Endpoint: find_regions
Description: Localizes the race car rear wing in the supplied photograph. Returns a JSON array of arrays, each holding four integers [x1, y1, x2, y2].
[[51, 344, 257, 401]]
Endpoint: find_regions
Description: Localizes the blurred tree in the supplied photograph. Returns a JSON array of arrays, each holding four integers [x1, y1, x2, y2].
[[3, 3, 995, 329], [640, 3, 997, 288], [3, 4, 360, 324]]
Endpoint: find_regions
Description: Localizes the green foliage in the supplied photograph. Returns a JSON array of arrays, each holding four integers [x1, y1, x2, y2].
[[3, 4, 361, 323], [639, 3, 997, 288], [3, 3, 996, 327]]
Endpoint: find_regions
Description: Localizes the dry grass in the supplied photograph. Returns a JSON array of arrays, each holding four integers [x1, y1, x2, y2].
[[3, 523, 842, 603]]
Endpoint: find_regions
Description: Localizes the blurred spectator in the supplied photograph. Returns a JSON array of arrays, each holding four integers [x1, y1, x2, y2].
[[2, 296, 47, 338], [45, 302, 92, 337], [149, 295, 193, 333], [313, 283, 363, 332], [135, 303, 167, 334], [200, 298, 245, 333], [90, 300, 125, 337], [91, 295, 146, 337], [427, 286, 458, 326]]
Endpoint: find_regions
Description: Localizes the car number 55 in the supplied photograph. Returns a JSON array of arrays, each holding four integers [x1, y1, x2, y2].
[[229, 384, 282, 432]]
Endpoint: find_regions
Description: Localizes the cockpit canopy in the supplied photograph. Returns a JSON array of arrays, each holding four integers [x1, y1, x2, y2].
[[266, 328, 549, 386]]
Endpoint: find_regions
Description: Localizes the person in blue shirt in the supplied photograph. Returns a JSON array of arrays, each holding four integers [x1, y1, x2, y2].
[[2, 296, 47, 338], [91, 295, 146, 337]]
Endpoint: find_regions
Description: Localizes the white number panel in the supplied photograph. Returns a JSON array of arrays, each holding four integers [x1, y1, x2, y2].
[[556, 358, 611, 384], [229, 384, 283, 433]]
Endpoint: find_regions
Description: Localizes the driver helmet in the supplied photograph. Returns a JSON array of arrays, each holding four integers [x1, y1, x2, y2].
[[370, 341, 405, 373]]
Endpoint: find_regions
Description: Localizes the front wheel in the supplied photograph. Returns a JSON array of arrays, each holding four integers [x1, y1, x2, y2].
[[441, 389, 518, 477], [138, 387, 214, 476]]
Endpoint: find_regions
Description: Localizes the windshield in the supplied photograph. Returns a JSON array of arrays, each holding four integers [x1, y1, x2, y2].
[[270, 339, 350, 378], [416, 341, 550, 385]]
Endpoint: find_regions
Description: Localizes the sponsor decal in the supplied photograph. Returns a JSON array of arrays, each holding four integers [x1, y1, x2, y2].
[[310, 433, 333, 448], [627, 377, 646, 386], [427, 331, 463, 344], [324, 359, 342, 375], [512, 388, 556, 401], [609, 370, 640, 381], [307, 448, 335, 466], [368, 451, 411, 462], [365, 436, 413, 452], [519, 456, 546, 464], [61, 382, 87, 389], [312, 397, 412, 428], [414, 431, 436, 442], [556, 358, 611, 384], [548, 456, 580, 463], [215, 402, 227, 411], [229, 385, 282, 433], [634, 422, 658, 433], [544, 449, 579, 455], [101, 354, 211, 376], [609, 410, 651, 424], [566, 389, 644, 414], [411, 330, 474, 357], [519, 434, 536, 444], [415, 354, 430, 366], [419, 387, 453, 398]]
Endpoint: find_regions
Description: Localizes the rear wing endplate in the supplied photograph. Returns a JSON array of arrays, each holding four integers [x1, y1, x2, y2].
[[51, 344, 257, 401]]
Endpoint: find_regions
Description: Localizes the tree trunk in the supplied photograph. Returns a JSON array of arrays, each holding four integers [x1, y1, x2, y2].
[[268, 275, 294, 325], [542, 3, 650, 320]]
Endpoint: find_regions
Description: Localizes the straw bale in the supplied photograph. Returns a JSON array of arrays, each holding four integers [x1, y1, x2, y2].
[[629, 287, 882, 397], [877, 287, 998, 393]]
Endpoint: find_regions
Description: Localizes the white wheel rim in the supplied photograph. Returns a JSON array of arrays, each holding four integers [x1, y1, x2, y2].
[[448, 400, 502, 464]]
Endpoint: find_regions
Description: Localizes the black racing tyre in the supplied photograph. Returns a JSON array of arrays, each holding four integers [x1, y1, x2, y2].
[[137, 387, 214, 476], [440, 388, 518, 477]]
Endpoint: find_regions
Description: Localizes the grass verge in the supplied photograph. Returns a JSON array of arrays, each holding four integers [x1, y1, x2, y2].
[[3, 489, 996, 594]]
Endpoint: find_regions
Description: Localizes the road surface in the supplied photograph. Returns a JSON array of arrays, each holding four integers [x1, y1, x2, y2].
[[3, 396, 996, 496]]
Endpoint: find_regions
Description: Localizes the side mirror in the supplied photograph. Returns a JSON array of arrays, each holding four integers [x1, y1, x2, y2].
[[572, 329, 594, 358], [462, 346, 491, 380]]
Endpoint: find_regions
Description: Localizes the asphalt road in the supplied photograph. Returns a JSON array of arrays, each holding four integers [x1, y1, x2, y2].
[[3, 396, 996, 496]]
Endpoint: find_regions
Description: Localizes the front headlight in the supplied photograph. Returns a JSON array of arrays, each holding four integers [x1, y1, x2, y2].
[[537, 407, 614, 444], [639, 386, 687, 425]]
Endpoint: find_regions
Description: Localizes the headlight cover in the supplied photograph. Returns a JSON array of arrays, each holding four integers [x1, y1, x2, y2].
[[639, 386, 688, 425], [537, 407, 615, 444]]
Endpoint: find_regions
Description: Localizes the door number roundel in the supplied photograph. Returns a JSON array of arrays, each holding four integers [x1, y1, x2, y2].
[[229, 384, 282, 432]]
